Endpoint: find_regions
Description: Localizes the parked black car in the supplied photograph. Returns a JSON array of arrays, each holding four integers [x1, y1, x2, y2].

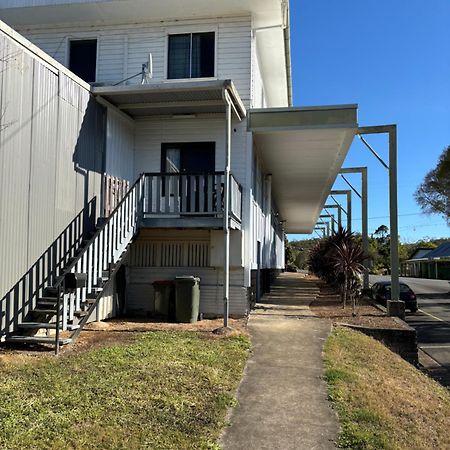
[[371, 281, 418, 313]]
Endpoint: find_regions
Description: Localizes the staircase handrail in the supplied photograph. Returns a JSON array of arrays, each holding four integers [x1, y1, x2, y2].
[[53, 174, 145, 289], [54, 173, 145, 353]]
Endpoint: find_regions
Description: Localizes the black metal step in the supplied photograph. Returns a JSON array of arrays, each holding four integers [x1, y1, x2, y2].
[[44, 287, 58, 296], [74, 310, 88, 318], [82, 298, 97, 305], [6, 335, 72, 345], [39, 296, 58, 302], [18, 322, 79, 331], [32, 308, 58, 314]]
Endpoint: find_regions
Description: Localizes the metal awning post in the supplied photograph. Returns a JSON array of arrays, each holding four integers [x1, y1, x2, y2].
[[358, 125, 399, 304], [330, 190, 352, 231], [340, 167, 369, 289], [315, 227, 326, 238], [222, 90, 232, 328], [316, 221, 330, 237], [320, 214, 336, 234], [324, 204, 343, 229], [323, 210, 338, 234]]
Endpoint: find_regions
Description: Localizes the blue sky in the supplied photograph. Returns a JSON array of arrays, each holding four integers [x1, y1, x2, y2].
[[288, 0, 450, 243]]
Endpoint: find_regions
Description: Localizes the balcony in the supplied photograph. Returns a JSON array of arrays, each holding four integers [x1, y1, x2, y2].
[[140, 172, 242, 229]]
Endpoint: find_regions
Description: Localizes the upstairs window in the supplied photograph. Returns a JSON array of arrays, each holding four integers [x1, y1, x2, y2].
[[168, 32, 215, 79], [69, 39, 97, 83], [161, 142, 215, 173]]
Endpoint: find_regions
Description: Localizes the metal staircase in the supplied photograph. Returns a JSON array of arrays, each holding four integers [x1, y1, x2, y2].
[[6, 175, 144, 353]]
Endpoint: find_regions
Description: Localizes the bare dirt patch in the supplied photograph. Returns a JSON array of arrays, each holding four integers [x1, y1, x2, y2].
[[0, 317, 248, 360], [311, 281, 407, 330]]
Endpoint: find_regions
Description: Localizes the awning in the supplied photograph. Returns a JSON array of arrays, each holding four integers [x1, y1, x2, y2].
[[92, 79, 246, 119], [249, 105, 358, 234]]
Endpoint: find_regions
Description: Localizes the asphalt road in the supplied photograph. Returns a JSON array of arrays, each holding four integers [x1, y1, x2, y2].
[[370, 275, 450, 387]]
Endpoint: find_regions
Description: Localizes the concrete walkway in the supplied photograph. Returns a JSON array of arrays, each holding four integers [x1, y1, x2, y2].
[[221, 273, 339, 450]]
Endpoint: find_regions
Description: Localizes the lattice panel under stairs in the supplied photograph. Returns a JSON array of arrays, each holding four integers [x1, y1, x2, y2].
[[129, 241, 210, 267]]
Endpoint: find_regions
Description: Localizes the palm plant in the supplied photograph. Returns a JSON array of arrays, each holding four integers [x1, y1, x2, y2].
[[332, 240, 365, 313], [308, 227, 366, 311]]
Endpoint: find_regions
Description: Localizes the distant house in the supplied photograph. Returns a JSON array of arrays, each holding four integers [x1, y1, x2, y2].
[[0, 0, 358, 349], [402, 243, 450, 280]]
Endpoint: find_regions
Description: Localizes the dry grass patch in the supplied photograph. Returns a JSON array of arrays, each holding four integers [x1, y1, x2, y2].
[[0, 331, 250, 450], [324, 327, 450, 449]]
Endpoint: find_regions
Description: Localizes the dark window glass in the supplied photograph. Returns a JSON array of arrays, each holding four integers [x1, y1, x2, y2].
[[69, 40, 97, 83], [161, 142, 215, 173], [168, 34, 191, 79], [191, 32, 215, 78], [168, 32, 215, 79]]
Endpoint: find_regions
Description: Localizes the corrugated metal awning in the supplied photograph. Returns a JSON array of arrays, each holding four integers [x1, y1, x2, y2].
[[92, 79, 246, 119], [249, 105, 358, 234]]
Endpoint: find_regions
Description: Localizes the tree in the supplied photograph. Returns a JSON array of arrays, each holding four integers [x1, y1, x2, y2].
[[284, 237, 299, 271], [374, 224, 389, 239], [415, 146, 450, 225]]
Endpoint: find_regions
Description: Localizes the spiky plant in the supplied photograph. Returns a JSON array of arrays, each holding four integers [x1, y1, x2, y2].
[[332, 240, 365, 313], [308, 227, 366, 311]]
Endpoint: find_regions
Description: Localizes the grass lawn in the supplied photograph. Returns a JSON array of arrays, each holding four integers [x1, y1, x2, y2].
[[0, 332, 250, 449], [324, 327, 450, 450]]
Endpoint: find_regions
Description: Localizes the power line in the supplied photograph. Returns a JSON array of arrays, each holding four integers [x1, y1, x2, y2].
[[352, 212, 428, 221]]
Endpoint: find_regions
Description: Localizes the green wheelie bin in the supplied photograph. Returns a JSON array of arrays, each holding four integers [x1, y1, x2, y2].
[[175, 276, 200, 323], [153, 280, 175, 321]]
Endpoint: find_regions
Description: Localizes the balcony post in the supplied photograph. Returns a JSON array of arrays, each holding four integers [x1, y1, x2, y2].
[[223, 90, 232, 327]]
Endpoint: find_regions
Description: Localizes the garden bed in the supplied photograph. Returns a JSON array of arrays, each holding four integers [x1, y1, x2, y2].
[[310, 281, 405, 329]]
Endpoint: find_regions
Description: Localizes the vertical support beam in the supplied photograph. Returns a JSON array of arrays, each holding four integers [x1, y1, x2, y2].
[[358, 125, 400, 305], [340, 167, 369, 289], [388, 126, 399, 301], [330, 190, 352, 232], [223, 91, 232, 328], [347, 191, 352, 232], [361, 167, 369, 289], [337, 205, 342, 229]]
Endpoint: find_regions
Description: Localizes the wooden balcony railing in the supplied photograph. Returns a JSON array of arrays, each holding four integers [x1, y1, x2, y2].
[[142, 172, 242, 223]]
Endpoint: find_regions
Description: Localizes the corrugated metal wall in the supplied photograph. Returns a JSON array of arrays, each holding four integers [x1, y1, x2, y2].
[[0, 23, 105, 335]]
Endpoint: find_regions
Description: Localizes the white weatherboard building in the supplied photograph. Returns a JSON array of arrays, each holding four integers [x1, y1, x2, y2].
[[0, 1, 358, 348]]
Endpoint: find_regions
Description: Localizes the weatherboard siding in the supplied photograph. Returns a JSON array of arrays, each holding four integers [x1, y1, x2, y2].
[[126, 267, 248, 317], [133, 115, 249, 188], [19, 16, 252, 105]]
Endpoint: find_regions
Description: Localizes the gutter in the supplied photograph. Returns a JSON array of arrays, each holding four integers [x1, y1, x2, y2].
[[223, 79, 247, 120], [283, 1, 293, 106]]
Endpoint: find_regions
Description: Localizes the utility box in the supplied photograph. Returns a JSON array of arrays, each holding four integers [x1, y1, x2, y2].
[[153, 280, 175, 321], [175, 276, 200, 323], [64, 272, 87, 290]]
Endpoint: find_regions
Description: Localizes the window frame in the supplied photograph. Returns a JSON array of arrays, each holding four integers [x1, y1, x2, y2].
[[67, 37, 99, 83], [164, 26, 218, 81]]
